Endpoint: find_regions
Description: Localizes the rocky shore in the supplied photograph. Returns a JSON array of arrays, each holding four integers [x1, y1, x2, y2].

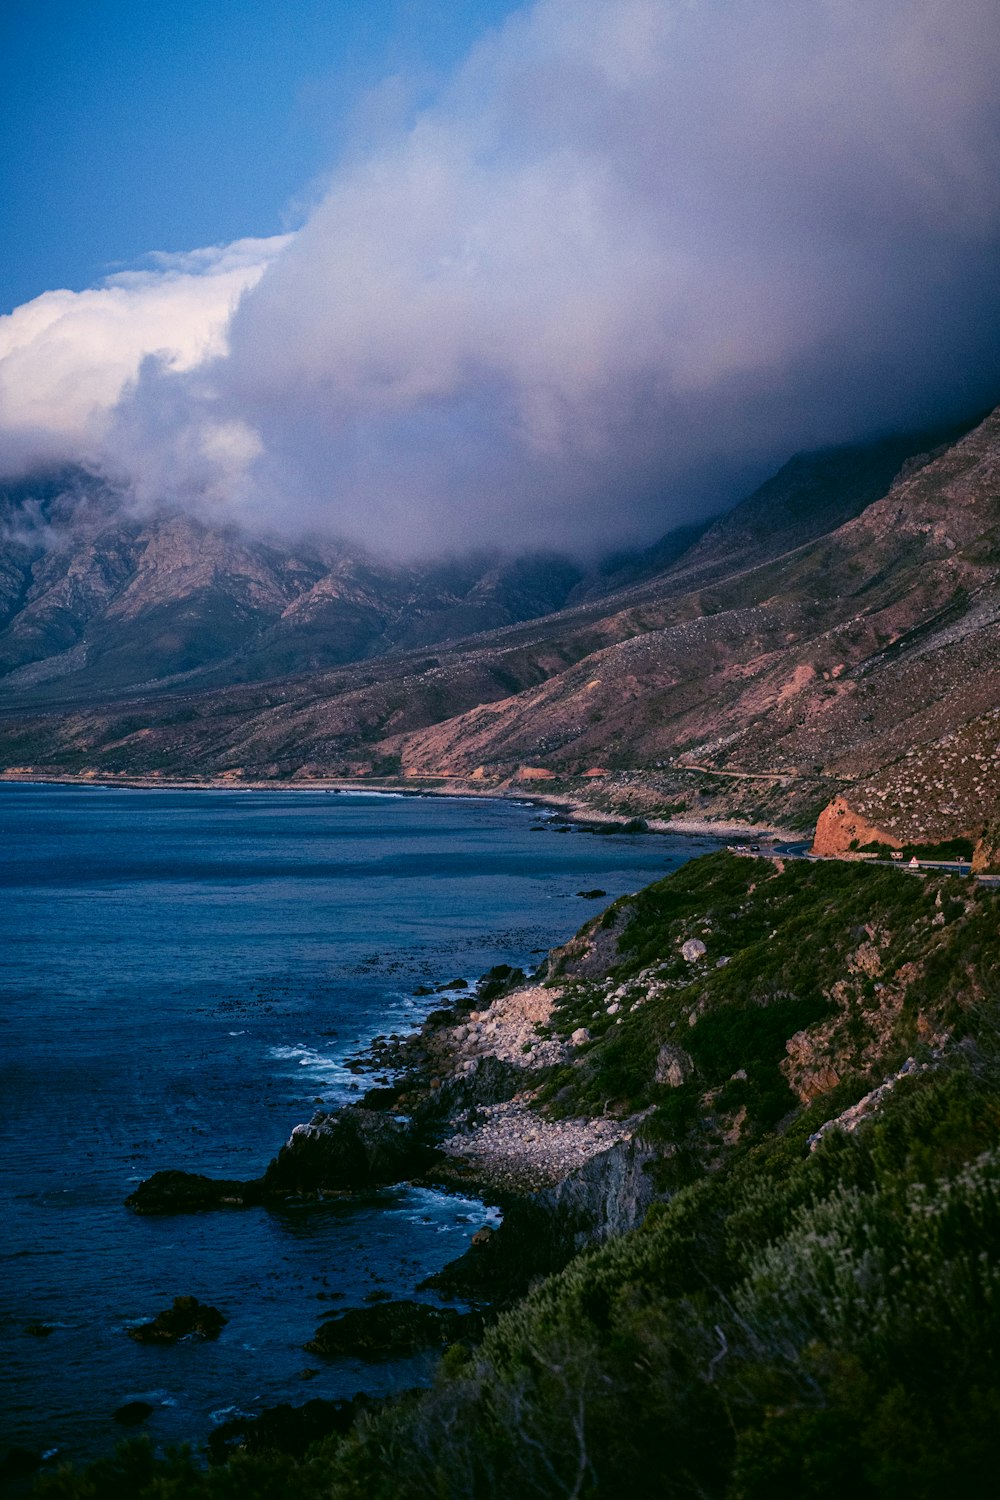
[[125, 944, 662, 1343]]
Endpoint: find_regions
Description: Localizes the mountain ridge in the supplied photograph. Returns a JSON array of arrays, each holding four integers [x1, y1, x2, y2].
[[1, 406, 997, 857]]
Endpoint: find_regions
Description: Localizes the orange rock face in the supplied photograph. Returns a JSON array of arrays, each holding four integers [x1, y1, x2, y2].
[[811, 796, 897, 857]]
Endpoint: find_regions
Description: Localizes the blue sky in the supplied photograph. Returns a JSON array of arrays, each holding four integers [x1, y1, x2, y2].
[[0, 0, 518, 313]]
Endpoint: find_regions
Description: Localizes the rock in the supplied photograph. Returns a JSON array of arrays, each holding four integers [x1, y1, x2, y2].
[[576, 889, 607, 899], [415, 1055, 526, 1127], [655, 1043, 693, 1088], [681, 938, 707, 962], [428, 1137, 662, 1303], [477, 964, 527, 1001], [207, 1395, 376, 1463], [125, 1170, 260, 1215], [262, 1106, 429, 1195], [811, 796, 897, 857], [972, 823, 1000, 873], [129, 1295, 226, 1344], [570, 1027, 590, 1046], [113, 1400, 154, 1425], [24, 1322, 54, 1337], [305, 1300, 480, 1361]]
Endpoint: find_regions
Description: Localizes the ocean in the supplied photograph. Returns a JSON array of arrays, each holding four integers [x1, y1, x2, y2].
[[0, 783, 717, 1467]]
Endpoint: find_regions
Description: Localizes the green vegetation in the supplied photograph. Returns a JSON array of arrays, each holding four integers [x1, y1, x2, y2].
[[852, 837, 975, 861], [31, 856, 1000, 1498]]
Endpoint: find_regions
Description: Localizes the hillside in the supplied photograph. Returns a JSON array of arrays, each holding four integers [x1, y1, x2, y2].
[[0, 408, 997, 855], [28, 852, 1000, 1497]]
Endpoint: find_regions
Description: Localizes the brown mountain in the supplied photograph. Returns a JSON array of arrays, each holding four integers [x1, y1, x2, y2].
[[0, 477, 588, 700], [1, 409, 996, 857]]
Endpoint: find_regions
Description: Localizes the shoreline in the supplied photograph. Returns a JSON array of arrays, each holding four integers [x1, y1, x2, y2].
[[0, 769, 806, 844]]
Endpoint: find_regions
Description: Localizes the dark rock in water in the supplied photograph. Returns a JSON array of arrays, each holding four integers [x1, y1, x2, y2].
[[576, 889, 607, 899], [412, 984, 434, 996], [129, 1295, 226, 1344], [24, 1322, 54, 1337], [113, 1400, 154, 1425], [207, 1394, 377, 1463], [125, 1169, 260, 1214], [436, 977, 468, 991], [306, 1300, 480, 1360], [262, 1105, 430, 1194]]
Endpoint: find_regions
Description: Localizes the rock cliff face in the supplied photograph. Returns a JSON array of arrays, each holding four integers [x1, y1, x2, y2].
[[811, 796, 897, 856], [973, 823, 1000, 873]]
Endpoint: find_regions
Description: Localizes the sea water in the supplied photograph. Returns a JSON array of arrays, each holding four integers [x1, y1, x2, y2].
[[0, 784, 717, 1466]]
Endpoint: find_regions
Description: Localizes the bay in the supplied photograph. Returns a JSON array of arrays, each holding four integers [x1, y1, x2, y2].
[[0, 784, 717, 1466]]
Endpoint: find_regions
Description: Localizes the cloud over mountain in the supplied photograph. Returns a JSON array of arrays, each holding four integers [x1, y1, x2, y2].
[[2, 0, 999, 553]]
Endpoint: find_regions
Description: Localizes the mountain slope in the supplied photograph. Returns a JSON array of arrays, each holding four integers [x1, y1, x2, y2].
[[1, 408, 997, 852]]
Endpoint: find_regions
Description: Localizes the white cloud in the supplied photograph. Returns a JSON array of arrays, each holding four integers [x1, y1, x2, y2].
[[1, 0, 999, 552], [0, 235, 290, 472]]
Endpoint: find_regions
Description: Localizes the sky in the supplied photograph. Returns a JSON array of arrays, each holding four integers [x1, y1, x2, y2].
[[1, 0, 999, 555]]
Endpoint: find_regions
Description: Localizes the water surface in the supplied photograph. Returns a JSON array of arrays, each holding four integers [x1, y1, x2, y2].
[[0, 784, 717, 1465]]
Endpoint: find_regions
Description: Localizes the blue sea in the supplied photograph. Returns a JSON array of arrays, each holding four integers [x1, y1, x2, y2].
[[0, 784, 718, 1468]]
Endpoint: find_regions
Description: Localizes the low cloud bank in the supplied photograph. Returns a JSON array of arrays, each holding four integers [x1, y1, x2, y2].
[[2, 0, 999, 553]]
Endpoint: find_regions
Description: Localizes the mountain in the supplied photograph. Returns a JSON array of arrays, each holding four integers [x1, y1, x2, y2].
[[0, 477, 591, 701], [1, 407, 997, 857]]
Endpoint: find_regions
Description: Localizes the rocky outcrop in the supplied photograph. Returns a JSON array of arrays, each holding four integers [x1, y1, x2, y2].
[[973, 823, 1000, 874], [541, 1135, 661, 1249], [125, 1170, 261, 1214], [545, 903, 632, 980], [428, 1134, 660, 1302], [811, 797, 897, 857], [262, 1106, 430, 1195], [305, 1301, 481, 1361], [128, 1105, 434, 1215], [207, 1394, 377, 1463], [129, 1295, 226, 1344]]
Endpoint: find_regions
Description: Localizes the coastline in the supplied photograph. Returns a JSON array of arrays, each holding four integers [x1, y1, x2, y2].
[[0, 769, 805, 844], [4, 784, 689, 1471]]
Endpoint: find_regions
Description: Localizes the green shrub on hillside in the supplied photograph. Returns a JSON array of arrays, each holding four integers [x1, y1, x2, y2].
[[30, 859, 1000, 1499]]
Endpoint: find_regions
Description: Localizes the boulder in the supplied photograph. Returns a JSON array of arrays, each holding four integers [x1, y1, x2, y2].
[[129, 1295, 226, 1344], [262, 1106, 428, 1194], [681, 938, 707, 962], [655, 1043, 693, 1088]]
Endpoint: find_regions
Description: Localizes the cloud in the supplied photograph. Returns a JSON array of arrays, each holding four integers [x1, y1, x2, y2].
[[0, 236, 289, 474], [2, 0, 999, 553]]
